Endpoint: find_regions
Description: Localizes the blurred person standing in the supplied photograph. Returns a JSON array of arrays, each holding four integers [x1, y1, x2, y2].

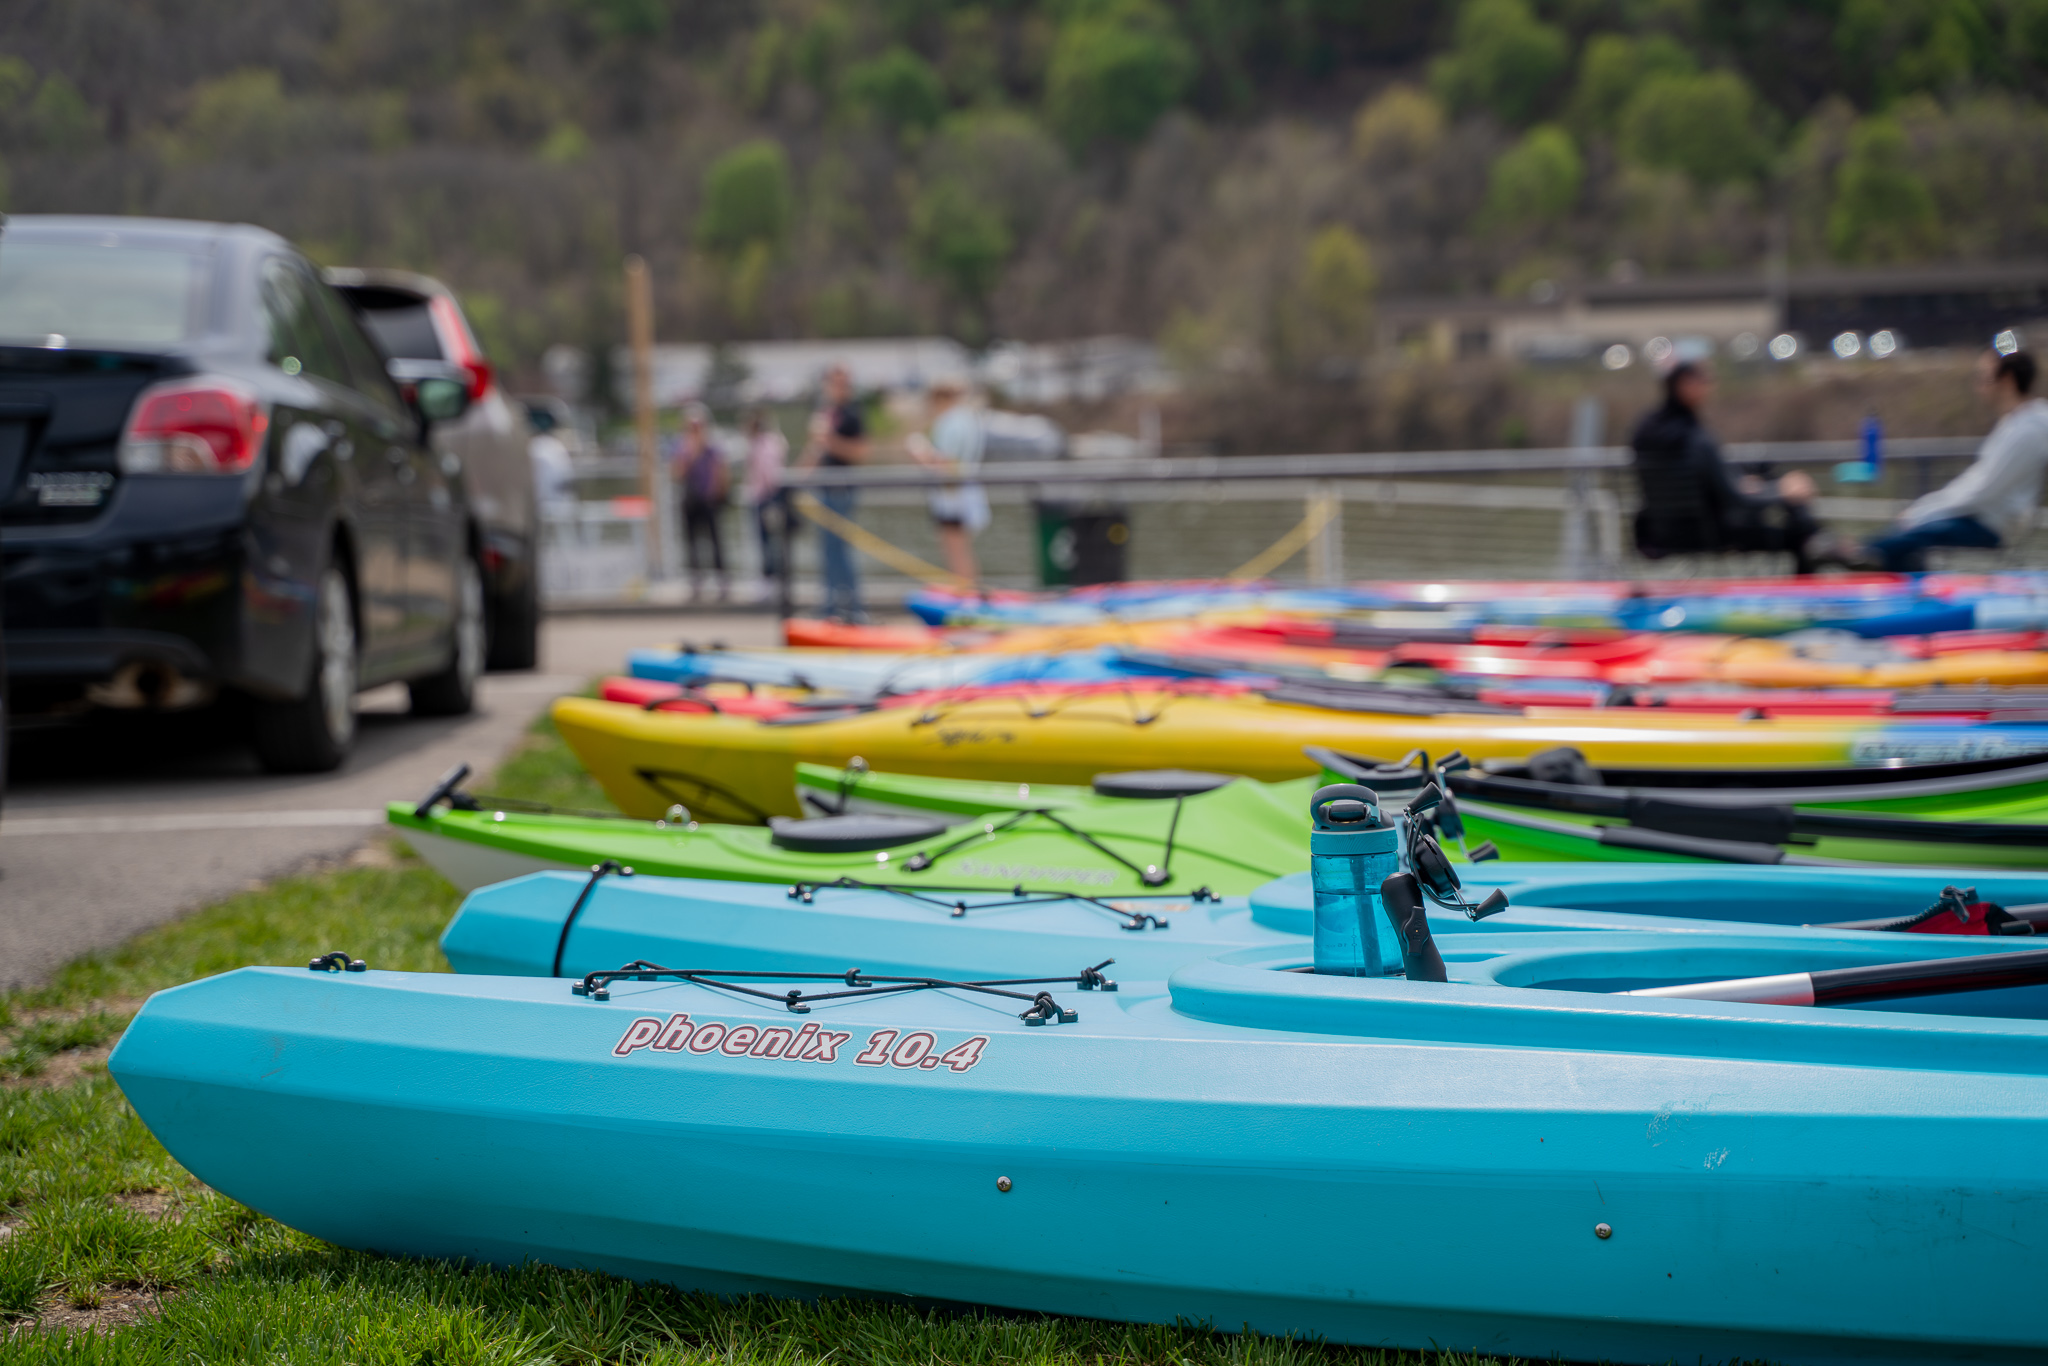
[[797, 365, 870, 622], [672, 403, 730, 603], [742, 406, 790, 591], [1861, 349, 2048, 571], [529, 425, 577, 514], [1631, 360, 1827, 574], [906, 380, 989, 588]]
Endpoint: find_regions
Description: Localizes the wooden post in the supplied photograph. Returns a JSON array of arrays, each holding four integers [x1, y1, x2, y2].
[[624, 254, 663, 582]]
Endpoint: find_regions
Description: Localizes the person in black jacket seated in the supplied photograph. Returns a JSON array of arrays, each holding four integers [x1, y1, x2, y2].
[[1632, 360, 1825, 573]]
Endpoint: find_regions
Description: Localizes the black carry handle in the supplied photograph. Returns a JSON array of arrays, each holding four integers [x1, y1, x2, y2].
[[414, 762, 477, 819], [1380, 872, 1448, 983]]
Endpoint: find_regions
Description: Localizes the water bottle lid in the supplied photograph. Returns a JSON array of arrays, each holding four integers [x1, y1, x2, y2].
[[1310, 783, 1385, 831]]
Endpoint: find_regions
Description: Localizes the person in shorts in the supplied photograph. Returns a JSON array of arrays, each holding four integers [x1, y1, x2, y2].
[[906, 380, 989, 588]]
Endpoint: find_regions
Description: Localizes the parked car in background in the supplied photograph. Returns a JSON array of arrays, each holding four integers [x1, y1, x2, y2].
[[326, 270, 538, 670], [0, 215, 483, 772]]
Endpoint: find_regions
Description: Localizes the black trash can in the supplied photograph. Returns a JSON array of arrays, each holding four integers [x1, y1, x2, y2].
[[1034, 500, 1129, 587]]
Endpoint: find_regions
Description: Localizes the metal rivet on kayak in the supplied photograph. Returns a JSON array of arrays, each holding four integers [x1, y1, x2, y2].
[[996, 1176, 1012, 1192], [492, 811, 506, 822], [1595, 1223, 1612, 1239], [876, 851, 889, 862]]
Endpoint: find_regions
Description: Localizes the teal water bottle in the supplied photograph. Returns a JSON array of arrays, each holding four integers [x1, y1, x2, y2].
[[1309, 783, 1401, 976]]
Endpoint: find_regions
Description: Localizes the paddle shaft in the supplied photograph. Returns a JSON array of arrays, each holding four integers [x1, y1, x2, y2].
[[1626, 947, 2048, 1006]]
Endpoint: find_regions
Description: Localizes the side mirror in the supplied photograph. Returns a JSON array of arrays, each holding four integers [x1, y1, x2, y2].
[[414, 376, 470, 423], [388, 358, 473, 429]]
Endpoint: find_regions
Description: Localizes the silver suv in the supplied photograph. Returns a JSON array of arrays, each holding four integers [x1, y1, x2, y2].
[[326, 268, 538, 669]]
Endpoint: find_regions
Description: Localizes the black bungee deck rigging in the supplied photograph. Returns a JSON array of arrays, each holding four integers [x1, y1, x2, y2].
[[570, 958, 1117, 1024]]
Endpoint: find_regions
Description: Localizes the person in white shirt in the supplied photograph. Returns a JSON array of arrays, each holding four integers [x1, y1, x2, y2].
[[1865, 348, 2048, 571], [741, 407, 789, 584], [528, 429, 576, 512], [905, 380, 989, 587]]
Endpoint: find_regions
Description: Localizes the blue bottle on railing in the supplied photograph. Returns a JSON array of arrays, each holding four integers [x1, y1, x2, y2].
[[1309, 783, 1401, 976]]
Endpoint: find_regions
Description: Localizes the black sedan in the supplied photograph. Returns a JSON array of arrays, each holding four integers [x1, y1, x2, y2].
[[0, 215, 483, 772]]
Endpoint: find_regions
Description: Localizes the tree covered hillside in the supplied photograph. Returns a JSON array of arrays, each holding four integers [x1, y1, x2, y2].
[[5, 0, 2048, 380]]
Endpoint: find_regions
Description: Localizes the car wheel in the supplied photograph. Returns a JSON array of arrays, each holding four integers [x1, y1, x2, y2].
[[409, 556, 484, 717], [486, 562, 540, 672], [253, 566, 358, 773]]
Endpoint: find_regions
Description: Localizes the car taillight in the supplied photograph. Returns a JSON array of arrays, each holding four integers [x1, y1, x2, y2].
[[119, 378, 269, 475], [428, 294, 493, 400]]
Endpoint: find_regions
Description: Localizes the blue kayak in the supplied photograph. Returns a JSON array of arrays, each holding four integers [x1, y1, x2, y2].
[[905, 573, 2048, 637], [625, 644, 1217, 693], [113, 925, 2048, 1364], [442, 864, 2048, 985]]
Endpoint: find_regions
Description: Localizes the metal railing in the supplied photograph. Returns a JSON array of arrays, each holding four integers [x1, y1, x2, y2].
[[542, 435, 2037, 607]]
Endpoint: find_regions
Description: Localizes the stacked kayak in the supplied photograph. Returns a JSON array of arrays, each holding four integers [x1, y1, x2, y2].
[[905, 570, 2048, 635], [115, 918, 2048, 1364], [402, 740, 2048, 879], [1309, 747, 2048, 869], [441, 862, 2048, 983], [551, 688, 2048, 823], [389, 763, 1308, 897], [737, 620, 2048, 690]]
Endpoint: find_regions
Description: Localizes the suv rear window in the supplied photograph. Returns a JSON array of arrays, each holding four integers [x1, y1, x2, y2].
[[352, 299, 443, 361], [0, 238, 211, 349]]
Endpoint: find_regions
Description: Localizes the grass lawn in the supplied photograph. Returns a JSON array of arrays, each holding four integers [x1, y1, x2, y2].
[[0, 709, 1528, 1365]]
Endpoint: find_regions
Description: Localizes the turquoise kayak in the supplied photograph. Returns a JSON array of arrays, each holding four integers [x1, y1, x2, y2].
[[114, 925, 2048, 1364], [441, 863, 2048, 984]]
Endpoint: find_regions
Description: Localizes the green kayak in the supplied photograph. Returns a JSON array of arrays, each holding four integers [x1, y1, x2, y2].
[[388, 763, 1313, 896], [1314, 746, 2048, 869]]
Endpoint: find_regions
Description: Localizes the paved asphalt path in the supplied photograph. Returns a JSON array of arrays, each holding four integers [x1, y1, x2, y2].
[[0, 612, 781, 989]]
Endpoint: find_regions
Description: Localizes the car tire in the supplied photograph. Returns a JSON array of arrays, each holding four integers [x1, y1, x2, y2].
[[486, 561, 540, 672], [409, 555, 484, 717], [253, 566, 359, 773]]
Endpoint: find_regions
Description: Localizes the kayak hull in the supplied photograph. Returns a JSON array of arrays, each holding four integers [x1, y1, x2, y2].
[[114, 954, 2048, 1365], [390, 770, 1308, 899], [551, 692, 2048, 823], [444, 865, 2048, 985]]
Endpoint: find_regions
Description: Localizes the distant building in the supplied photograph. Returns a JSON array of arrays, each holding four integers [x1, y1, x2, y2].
[[979, 336, 1175, 404], [1379, 262, 2048, 363], [617, 337, 976, 408], [614, 334, 1177, 409]]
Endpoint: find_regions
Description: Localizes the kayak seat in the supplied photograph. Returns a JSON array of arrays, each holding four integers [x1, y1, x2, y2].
[[1091, 769, 1233, 799], [767, 814, 953, 853]]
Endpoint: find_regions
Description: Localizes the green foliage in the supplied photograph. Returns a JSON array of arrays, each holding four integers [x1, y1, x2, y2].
[[538, 120, 590, 164], [582, 0, 670, 41], [1272, 223, 1378, 370], [1828, 114, 1941, 261], [794, 6, 854, 99], [924, 108, 1068, 240], [175, 68, 294, 164], [1352, 84, 1443, 165], [697, 140, 795, 260], [1569, 32, 1696, 133], [911, 176, 1013, 336], [1428, 0, 1569, 127], [1835, 0, 2000, 105], [1483, 124, 1584, 226], [939, 7, 1003, 103], [1619, 69, 1772, 186], [25, 73, 100, 153], [1044, 0, 1197, 150], [846, 45, 949, 133], [746, 19, 789, 111]]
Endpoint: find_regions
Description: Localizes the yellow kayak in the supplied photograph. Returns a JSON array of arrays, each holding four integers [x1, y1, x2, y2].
[[553, 690, 2048, 822]]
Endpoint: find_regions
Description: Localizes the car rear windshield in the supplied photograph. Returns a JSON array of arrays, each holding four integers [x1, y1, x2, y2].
[[0, 237, 213, 349], [353, 300, 443, 361]]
